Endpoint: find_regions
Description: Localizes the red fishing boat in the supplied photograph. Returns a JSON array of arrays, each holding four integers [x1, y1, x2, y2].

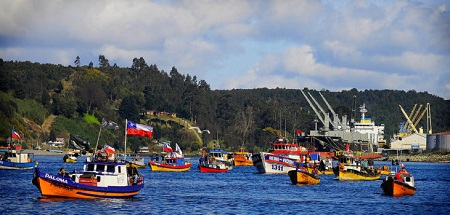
[[198, 163, 228, 173]]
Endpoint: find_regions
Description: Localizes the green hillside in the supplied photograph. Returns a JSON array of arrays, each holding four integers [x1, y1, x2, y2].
[[1, 59, 449, 153]]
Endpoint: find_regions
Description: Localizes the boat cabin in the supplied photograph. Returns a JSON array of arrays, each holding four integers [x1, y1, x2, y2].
[[70, 161, 139, 187], [209, 149, 231, 161], [1, 150, 32, 163], [163, 157, 186, 166]]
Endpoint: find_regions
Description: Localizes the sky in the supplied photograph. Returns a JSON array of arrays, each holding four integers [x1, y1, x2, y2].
[[1, 0, 449, 99]]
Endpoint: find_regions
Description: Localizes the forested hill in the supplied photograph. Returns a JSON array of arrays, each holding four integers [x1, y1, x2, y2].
[[1, 59, 449, 153]]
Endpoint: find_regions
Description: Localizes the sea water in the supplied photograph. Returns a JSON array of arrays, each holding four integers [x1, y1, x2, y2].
[[1, 156, 449, 214]]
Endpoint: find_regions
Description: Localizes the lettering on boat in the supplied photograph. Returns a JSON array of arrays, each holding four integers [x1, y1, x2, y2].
[[44, 173, 68, 184], [50, 181, 73, 191], [271, 164, 284, 171], [266, 155, 295, 166]]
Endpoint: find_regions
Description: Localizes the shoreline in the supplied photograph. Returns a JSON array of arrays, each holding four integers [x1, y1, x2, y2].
[[21, 150, 450, 163]]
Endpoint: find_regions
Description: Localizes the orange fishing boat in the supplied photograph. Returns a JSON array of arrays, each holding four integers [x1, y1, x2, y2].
[[233, 147, 253, 166], [381, 164, 416, 196], [32, 158, 144, 198], [288, 167, 320, 185]]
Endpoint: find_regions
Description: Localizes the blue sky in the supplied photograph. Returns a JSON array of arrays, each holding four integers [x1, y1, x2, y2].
[[1, 0, 449, 99]]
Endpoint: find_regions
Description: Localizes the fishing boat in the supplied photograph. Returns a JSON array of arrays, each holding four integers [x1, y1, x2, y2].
[[251, 136, 308, 174], [32, 155, 144, 198], [0, 147, 35, 170], [148, 144, 191, 172], [288, 167, 320, 185], [198, 161, 228, 173], [63, 152, 78, 163], [148, 143, 191, 172], [197, 148, 229, 173], [128, 155, 146, 168], [377, 164, 393, 175], [208, 147, 233, 170], [333, 151, 381, 181], [232, 147, 253, 166], [149, 156, 191, 172], [381, 164, 416, 196], [32, 118, 152, 199]]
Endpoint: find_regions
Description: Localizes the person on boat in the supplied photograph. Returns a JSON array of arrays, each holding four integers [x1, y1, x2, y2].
[[362, 159, 368, 171], [395, 164, 409, 182], [58, 168, 68, 176], [311, 166, 319, 176], [368, 159, 374, 170], [305, 155, 311, 167], [319, 159, 326, 173]]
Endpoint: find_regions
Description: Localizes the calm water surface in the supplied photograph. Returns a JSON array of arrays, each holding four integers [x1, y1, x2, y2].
[[1, 156, 449, 214]]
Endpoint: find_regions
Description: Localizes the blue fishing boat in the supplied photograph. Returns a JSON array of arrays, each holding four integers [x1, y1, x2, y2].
[[0, 148, 35, 170]]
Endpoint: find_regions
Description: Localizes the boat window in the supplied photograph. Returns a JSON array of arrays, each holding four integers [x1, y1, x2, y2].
[[97, 176, 101, 182], [87, 164, 95, 171], [405, 177, 410, 182], [97, 164, 105, 172], [107, 165, 115, 172], [118, 166, 121, 173]]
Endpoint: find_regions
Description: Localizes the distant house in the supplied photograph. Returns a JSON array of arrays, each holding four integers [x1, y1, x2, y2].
[[145, 110, 177, 118], [48, 138, 65, 147], [139, 146, 149, 153]]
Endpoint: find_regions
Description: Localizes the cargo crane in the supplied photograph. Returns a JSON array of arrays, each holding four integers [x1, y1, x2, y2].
[[398, 103, 432, 135]]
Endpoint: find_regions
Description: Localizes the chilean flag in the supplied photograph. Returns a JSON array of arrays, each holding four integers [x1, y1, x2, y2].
[[163, 143, 173, 152], [126, 120, 153, 138], [104, 144, 115, 154], [12, 129, 21, 139]]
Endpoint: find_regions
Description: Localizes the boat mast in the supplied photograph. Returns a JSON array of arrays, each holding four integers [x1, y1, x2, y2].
[[124, 119, 128, 160], [94, 125, 103, 159]]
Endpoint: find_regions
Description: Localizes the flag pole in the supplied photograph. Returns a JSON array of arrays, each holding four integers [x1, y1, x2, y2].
[[124, 119, 127, 160], [94, 126, 102, 160]]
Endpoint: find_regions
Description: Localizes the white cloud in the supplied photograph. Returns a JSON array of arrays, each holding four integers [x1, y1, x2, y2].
[[0, 0, 449, 99]]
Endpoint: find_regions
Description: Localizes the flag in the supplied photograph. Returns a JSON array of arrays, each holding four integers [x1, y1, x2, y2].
[[102, 118, 119, 130], [11, 129, 21, 139], [104, 144, 115, 154], [175, 143, 182, 155], [126, 120, 153, 138], [163, 143, 173, 152]]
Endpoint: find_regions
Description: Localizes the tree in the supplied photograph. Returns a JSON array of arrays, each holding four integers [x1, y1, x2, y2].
[[74, 56, 80, 67], [131, 57, 147, 72], [98, 55, 110, 67], [119, 96, 139, 122], [88, 61, 94, 69]]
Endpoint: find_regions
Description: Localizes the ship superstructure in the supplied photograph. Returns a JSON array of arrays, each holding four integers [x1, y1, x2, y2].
[[301, 90, 385, 152]]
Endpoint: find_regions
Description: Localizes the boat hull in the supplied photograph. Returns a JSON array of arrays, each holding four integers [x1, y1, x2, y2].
[[233, 156, 253, 166], [380, 170, 392, 175], [64, 158, 77, 163], [381, 178, 416, 196], [308, 168, 334, 175], [288, 170, 320, 185], [198, 164, 228, 173], [252, 152, 297, 174], [149, 162, 191, 172], [127, 163, 146, 169], [32, 167, 143, 199], [0, 160, 35, 170], [338, 168, 381, 181]]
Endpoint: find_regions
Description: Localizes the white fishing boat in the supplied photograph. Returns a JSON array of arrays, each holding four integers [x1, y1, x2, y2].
[[252, 136, 307, 174]]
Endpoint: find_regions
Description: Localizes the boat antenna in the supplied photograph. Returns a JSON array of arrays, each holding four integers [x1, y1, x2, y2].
[[94, 123, 103, 160]]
